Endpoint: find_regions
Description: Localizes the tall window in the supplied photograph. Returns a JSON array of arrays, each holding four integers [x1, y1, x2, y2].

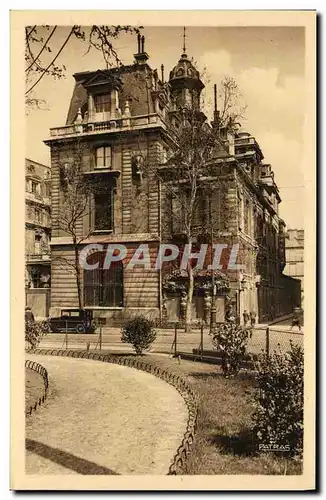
[[94, 188, 113, 231], [95, 146, 112, 169], [94, 93, 111, 114], [31, 181, 40, 194], [171, 191, 186, 234], [84, 253, 123, 307], [34, 234, 42, 254], [193, 194, 206, 229]]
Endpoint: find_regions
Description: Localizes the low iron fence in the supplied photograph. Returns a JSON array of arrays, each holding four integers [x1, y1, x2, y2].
[[25, 359, 49, 416], [33, 322, 304, 362]]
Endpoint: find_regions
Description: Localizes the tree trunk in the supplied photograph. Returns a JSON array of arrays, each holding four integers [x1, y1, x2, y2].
[[74, 243, 83, 310], [185, 265, 194, 333]]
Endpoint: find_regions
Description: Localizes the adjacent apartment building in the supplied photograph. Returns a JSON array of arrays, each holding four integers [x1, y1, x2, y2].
[[25, 158, 51, 289], [284, 229, 304, 304], [45, 36, 300, 325]]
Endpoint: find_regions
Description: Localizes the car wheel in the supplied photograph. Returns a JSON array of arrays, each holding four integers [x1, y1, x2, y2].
[[76, 324, 85, 334]]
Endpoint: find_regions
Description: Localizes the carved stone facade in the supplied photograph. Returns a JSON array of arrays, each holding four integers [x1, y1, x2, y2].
[[46, 38, 300, 325]]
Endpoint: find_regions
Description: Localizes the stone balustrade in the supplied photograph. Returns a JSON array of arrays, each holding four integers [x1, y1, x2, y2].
[[49, 113, 167, 139]]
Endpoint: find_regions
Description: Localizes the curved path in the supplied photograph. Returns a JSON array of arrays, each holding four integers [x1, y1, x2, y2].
[[26, 354, 188, 475]]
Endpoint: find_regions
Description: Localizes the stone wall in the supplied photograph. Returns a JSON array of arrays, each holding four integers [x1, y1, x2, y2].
[[26, 288, 51, 320]]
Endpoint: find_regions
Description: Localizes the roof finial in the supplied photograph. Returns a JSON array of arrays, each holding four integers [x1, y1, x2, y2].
[[182, 26, 187, 54]]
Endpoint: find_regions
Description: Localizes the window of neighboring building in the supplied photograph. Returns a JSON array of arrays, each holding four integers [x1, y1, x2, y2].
[[35, 208, 41, 224], [84, 254, 123, 307], [94, 188, 114, 231], [34, 234, 42, 254], [95, 146, 112, 169], [94, 93, 111, 114], [30, 267, 41, 288]]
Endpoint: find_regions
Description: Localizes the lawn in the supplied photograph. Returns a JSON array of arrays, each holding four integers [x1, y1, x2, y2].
[[25, 367, 45, 414], [90, 350, 302, 475]]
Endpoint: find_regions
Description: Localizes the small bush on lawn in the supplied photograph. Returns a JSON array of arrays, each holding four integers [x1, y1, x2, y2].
[[25, 320, 50, 349], [212, 322, 252, 377], [253, 341, 304, 457], [121, 316, 156, 355]]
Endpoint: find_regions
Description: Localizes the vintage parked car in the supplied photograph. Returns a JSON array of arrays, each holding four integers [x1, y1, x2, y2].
[[48, 309, 96, 334]]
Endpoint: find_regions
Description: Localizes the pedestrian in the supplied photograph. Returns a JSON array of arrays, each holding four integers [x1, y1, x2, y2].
[[25, 306, 35, 323], [290, 306, 302, 331], [250, 310, 257, 327], [243, 309, 250, 327], [225, 306, 236, 324]]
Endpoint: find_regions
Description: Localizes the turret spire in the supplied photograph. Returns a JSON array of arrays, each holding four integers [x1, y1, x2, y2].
[[182, 26, 187, 55]]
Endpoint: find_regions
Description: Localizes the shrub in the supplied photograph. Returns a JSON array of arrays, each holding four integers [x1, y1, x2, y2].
[[121, 316, 156, 355], [253, 341, 304, 456], [212, 322, 252, 377], [25, 320, 50, 349]]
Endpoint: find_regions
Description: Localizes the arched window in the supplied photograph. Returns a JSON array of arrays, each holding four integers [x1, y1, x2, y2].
[[84, 252, 123, 307]]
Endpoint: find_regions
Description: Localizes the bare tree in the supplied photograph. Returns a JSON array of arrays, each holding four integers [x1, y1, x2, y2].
[[25, 25, 142, 109], [56, 142, 98, 310], [133, 75, 245, 332], [218, 75, 247, 128], [159, 108, 226, 331]]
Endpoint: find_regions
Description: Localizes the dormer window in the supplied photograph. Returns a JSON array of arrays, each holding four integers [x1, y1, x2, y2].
[[95, 146, 112, 169], [94, 93, 111, 113], [93, 93, 111, 121]]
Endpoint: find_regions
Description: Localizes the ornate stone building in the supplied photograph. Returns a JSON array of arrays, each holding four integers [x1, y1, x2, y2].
[[46, 36, 300, 325]]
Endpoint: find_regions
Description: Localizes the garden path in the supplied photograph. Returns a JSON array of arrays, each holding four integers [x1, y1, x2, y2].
[[25, 354, 187, 475]]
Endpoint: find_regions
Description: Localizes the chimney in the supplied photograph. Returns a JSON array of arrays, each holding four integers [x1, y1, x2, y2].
[[137, 33, 141, 53], [161, 64, 164, 83], [134, 34, 149, 65]]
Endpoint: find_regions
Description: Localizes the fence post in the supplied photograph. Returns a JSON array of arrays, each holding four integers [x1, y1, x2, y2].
[[65, 321, 68, 350], [99, 323, 102, 351], [174, 324, 177, 357], [265, 327, 270, 357]]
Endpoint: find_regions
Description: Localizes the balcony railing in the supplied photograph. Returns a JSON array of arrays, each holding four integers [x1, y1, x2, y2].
[[235, 149, 256, 157], [25, 215, 51, 228], [49, 113, 166, 139], [26, 252, 51, 262], [25, 191, 51, 206], [235, 137, 255, 146]]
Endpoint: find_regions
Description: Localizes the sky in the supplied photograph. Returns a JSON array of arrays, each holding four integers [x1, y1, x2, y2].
[[26, 26, 305, 229]]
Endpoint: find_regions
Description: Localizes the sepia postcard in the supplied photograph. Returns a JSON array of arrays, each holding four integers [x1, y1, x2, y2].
[[11, 10, 316, 491]]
